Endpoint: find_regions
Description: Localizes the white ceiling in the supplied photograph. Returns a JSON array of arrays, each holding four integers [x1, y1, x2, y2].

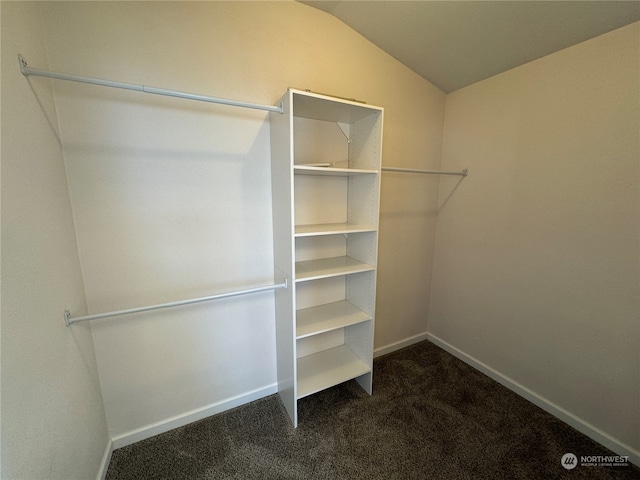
[[301, 1, 640, 93]]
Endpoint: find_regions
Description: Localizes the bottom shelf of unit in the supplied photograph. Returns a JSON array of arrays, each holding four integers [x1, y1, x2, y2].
[[296, 345, 370, 399]]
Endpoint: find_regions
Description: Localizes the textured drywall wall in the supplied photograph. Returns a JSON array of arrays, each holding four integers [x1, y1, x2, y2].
[[40, 1, 445, 440], [1, 2, 109, 478], [429, 22, 639, 456]]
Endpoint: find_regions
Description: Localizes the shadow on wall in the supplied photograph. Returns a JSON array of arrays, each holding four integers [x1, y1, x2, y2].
[[438, 175, 467, 213], [24, 75, 63, 146]]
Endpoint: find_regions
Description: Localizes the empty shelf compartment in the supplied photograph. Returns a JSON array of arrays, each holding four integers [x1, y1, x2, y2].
[[297, 345, 370, 399], [296, 301, 372, 339]]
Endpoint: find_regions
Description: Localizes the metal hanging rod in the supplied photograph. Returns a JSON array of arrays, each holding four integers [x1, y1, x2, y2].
[[382, 167, 468, 177], [19, 55, 283, 114], [64, 280, 288, 326]]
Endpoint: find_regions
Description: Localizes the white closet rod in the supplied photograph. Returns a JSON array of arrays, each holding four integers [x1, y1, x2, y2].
[[382, 167, 468, 176], [64, 280, 288, 326], [19, 55, 283, 114]]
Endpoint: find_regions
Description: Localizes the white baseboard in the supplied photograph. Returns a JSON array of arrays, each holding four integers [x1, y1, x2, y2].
[[101, 337, 638, 468], [110, 383, 278, 450], [374, 332, 430, 358], [426, 333, 640, 467], [96, 438, 113, 480]]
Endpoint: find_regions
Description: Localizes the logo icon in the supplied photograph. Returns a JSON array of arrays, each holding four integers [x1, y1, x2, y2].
[[562, 453, 578, 470]]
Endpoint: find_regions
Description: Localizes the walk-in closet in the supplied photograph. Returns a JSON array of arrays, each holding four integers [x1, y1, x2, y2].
[[2, 2, 638, 479]]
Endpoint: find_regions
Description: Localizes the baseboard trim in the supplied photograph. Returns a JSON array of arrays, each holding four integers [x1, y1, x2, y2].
[[426, 333, 640, 467], [110, 383, 278, 450], [96, 437, 113, 480], [374, 332, 430, 358]]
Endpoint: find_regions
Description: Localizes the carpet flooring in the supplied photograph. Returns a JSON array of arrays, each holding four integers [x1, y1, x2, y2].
[[106, 340, 638, 479]]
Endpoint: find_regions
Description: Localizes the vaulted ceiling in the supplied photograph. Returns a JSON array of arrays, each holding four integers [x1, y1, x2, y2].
[[302, 1, 640, 93]]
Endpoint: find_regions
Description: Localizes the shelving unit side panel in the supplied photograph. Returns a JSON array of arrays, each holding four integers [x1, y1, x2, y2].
[[346, 270, 377, 318], [345, 321, 374, 394], [346, 231, 378, 266], [273, 267, 297, 423], [348, 174, 380, 228], [345, 320, 375, 365], [270, 93, 295, 279], [355, 372, 373, 395], [349, 111, 383, 171], [270, 92, 297, 426], [347, 281, 375, 396]]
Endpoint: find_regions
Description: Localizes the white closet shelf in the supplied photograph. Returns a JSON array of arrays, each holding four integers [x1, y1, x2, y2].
[[294, 223, 376, 237], [294, 165, 378, 176], [296, 300, 372, 339], [297, 345, 370, 399], [295, 256, 375, 282], [291, 88, 382, 123]]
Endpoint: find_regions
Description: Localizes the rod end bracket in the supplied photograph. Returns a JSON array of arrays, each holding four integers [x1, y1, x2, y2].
[[64, 310, 72, 327], [18, 55, 29, 76], [462, 168, 469, 176]]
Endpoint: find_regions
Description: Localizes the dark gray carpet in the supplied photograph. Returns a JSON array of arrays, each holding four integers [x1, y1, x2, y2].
[[106, 340, 638, 479]]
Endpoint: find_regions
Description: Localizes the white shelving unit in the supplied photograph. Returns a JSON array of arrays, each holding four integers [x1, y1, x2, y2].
[[270, 89, 383, 426]]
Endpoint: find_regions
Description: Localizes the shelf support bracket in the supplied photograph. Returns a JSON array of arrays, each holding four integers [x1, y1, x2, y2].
[[336, 122, 351, 143]]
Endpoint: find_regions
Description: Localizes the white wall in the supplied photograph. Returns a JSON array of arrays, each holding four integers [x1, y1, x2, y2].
[[39, 1, 445, 442], [429, 22, 639, 460], [1, 2, 110, 478]]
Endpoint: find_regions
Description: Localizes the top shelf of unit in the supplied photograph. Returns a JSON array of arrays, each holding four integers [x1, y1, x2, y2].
[[290, 89, 383, 123], [294, 165, 378, 176]]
